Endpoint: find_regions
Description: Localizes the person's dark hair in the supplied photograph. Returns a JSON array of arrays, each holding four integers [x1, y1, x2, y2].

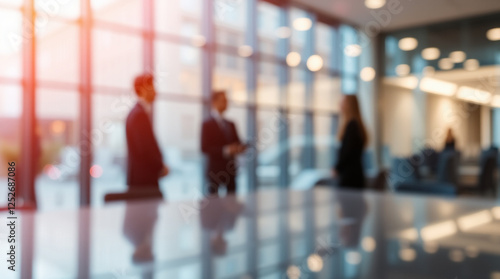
[[133, 73, 154, 96], [211, 90, 226, 103], [339, 94, 368, 147]]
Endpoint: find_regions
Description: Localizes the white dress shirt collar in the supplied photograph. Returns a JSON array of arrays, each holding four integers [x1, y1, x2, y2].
[[138, 98, 152, 115]]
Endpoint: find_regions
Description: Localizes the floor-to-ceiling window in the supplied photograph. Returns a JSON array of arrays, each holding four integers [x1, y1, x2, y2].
[[1, 0, 365, 211]]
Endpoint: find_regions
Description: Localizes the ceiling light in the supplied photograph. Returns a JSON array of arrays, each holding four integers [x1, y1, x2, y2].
[[449, 51, 466, 63], [307, 254, 323, 272], [286, 266, 301, 279], [420, 220, 457, 242], [362, 237, 377, 252], [307, 55, 324, 72], [487, 27, 500, 41], [398, 37, 418, 51], [344, 44, 362, 57], [421, 47, 440, 60], [423, 66, 435, 76], [238, 45, 253, 57], [464, 59, 480, 71], [365, 0, 386, 9], [293, 17, 312, 31], [399, 248, 417, 262], [395, 64, 411, 76], [286, 52, 301, 67], [457, 86, 492, 104], [276, 26, 291, 38], [420, 78, 457, 96], [360, 67, 376, 81], [438, 58, 454, 70]]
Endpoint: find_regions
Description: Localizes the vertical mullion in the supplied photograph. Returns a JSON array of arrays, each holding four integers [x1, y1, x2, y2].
[[20, 5, 36, 279], [143, 0, 154, 73], [246, 0, 258, 192], [78, 1, 92, 278], [79, 0, 92, 207], [278, 6, 290, 189], [302, 12, 316, 170], [20, 0, 36, 207], [246, 0, 258, 277], [201, 1, 215, 278]]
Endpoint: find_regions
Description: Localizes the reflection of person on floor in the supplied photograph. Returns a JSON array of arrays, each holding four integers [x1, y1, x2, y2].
[[123, 200, 162, 263], [336, 193, 367, 248], [200, 195, 244, 256]]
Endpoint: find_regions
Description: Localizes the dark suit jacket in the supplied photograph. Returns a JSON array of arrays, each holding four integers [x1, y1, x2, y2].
[[335, 120, 365, 188], [126, 103, 163, 188], [201, 116, 241, 177]]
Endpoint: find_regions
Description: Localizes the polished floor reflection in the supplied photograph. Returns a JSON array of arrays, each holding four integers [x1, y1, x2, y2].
[[1, 188, 500, 279]]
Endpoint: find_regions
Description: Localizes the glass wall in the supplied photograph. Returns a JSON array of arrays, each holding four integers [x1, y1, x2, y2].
[[1, 0, 362, 211]]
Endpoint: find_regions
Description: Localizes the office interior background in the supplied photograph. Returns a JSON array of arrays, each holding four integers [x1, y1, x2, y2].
[[1, 0, 500, 279], [1, 0, 500, 210]]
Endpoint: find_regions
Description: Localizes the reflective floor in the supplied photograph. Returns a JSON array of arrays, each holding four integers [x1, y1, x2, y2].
[[1, 187, 500, 279]]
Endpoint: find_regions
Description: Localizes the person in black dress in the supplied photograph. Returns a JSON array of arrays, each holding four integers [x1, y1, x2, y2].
[[334, 95, 368, 189]]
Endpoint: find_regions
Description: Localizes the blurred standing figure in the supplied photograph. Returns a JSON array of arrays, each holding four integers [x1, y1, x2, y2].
[[201, 90, 246, 196], [444, 127, 456, 150], [124, 73, 169, 262], [334, 95, 368, 189], [126, 73, 169, 189]]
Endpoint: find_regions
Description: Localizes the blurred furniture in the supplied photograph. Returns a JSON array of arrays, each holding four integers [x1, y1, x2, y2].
[[104, 188, 163, 203], [459, 148, 498, 197]]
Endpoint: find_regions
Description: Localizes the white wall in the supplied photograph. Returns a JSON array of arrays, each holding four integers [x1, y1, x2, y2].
[[381, 84, 483, 158]]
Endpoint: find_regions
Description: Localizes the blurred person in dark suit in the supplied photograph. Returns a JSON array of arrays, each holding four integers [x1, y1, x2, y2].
[[126, 73, 169, 189], [201, 90, 246, 196], [124, 73, 168, 262], [333, 95, 368, 189]]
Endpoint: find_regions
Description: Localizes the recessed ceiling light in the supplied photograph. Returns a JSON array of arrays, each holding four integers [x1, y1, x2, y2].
[[438, 58, 454, 70], [421, 47, 440, 60], [286, 52, 301, 67], [360, 67, 376, 81], [398, 37, 418, 51], [464, 59, 480, 71], [307, 55, 324, 72], [365, 0, 386, 9], [395, 64, 411, 76], [449, 51, 466, 63], [344, 44, 362, 57], [486, 27, 500, 41], [276, 26, 291, 38], [293, 17, 312, 31]]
